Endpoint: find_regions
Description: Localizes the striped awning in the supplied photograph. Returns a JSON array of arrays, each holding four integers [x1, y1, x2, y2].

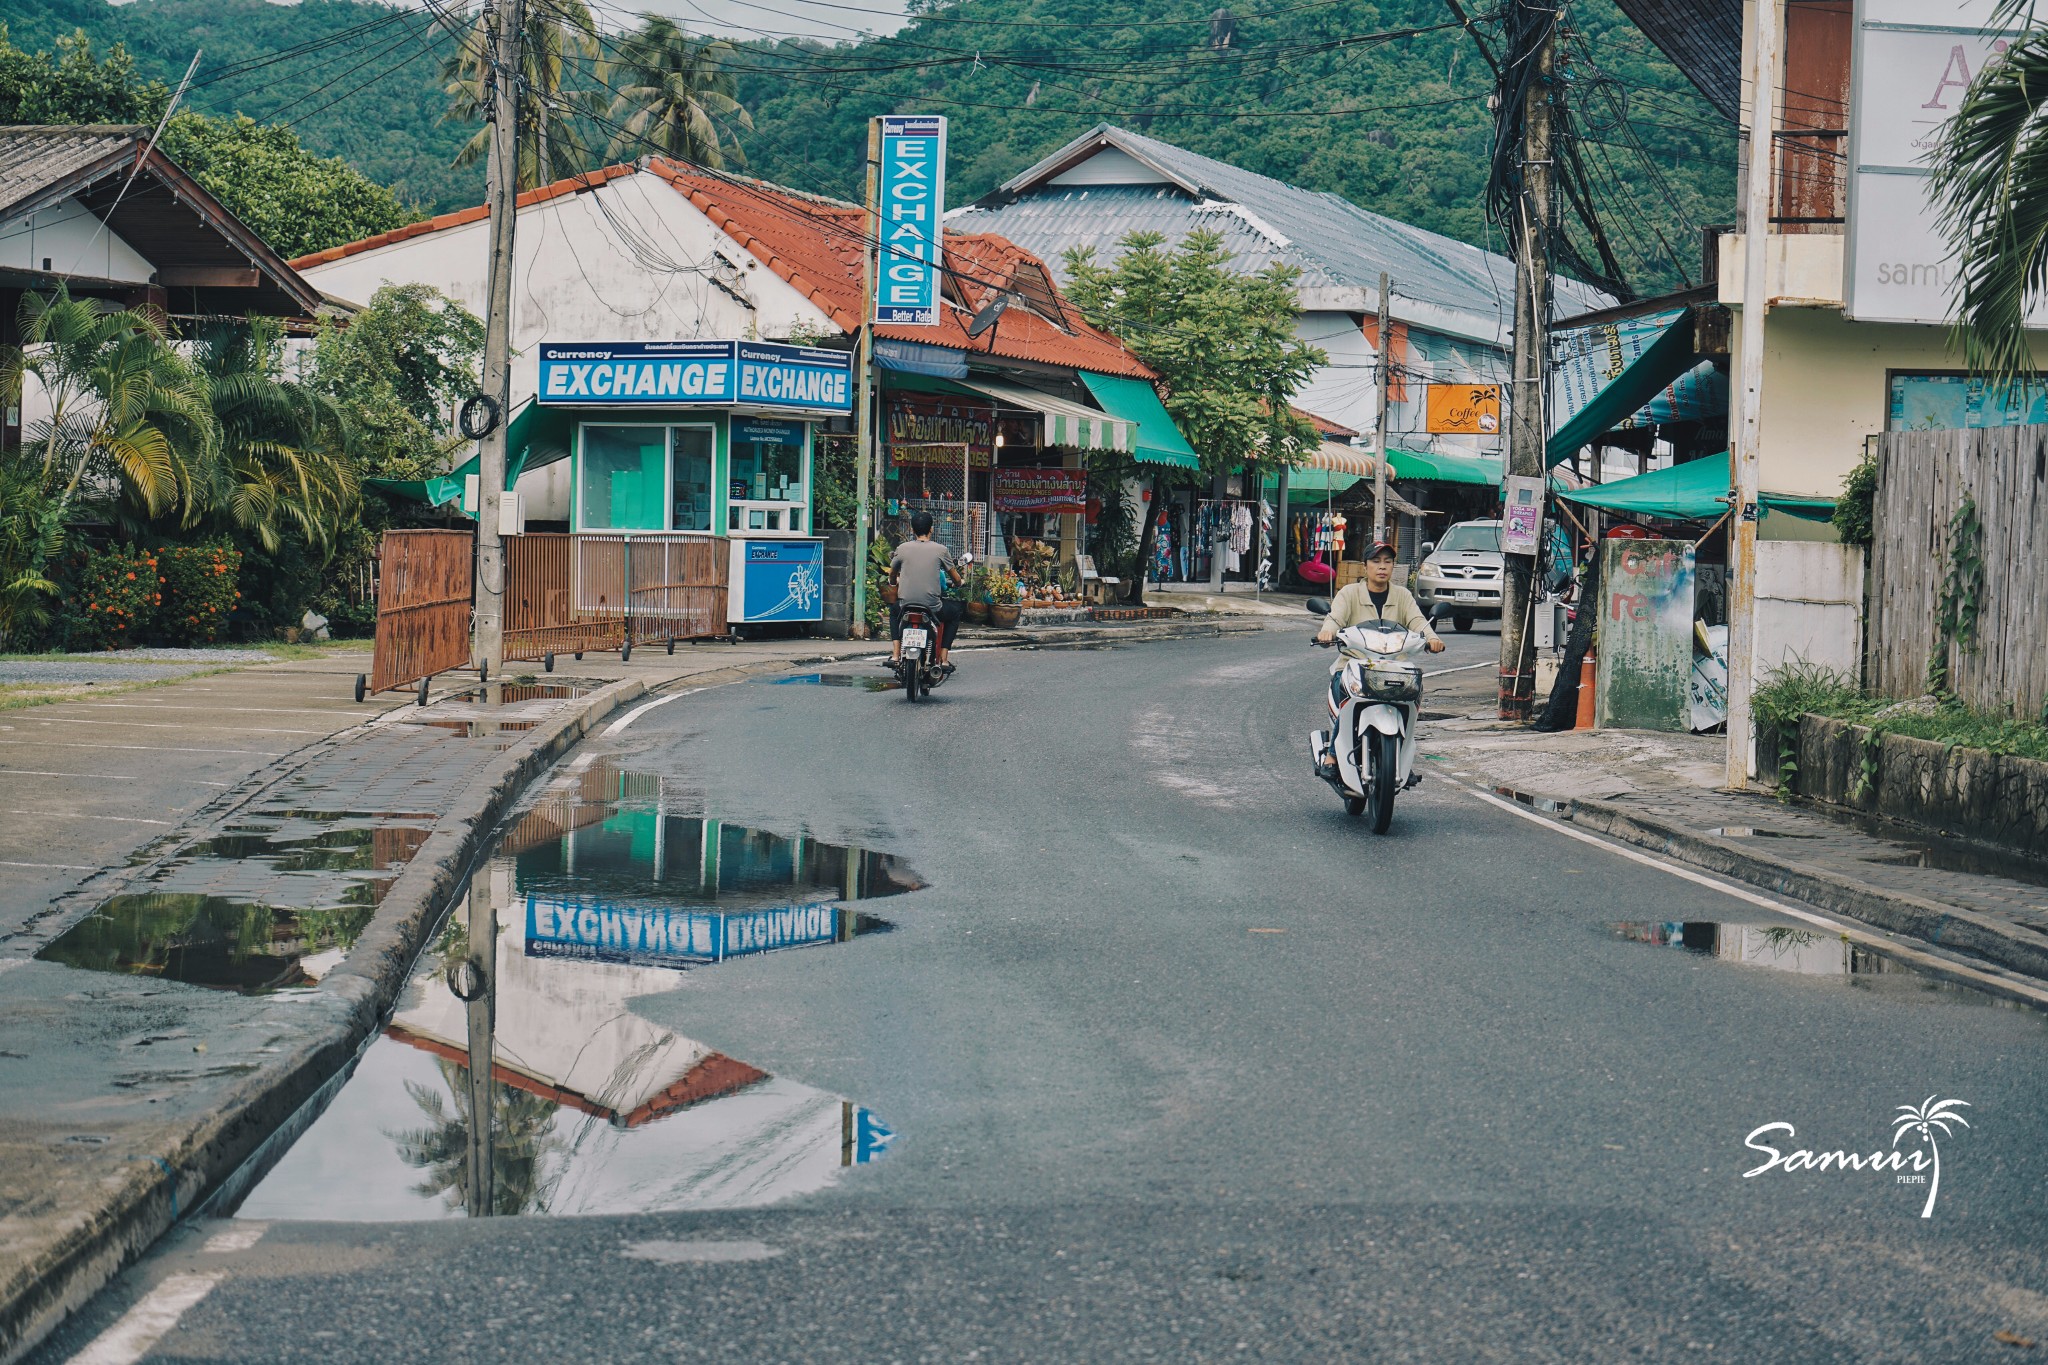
[[961, 377, 1134, 454], [1302, 441, 1380, 478]]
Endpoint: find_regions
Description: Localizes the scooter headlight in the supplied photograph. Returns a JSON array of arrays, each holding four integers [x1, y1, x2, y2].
[[1343, 662, 1368, 698]]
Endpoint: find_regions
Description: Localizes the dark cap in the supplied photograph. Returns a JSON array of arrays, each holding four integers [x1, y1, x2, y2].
[[1364, 540, 1397, 560]]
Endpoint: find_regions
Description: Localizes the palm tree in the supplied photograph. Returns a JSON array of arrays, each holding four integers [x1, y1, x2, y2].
[[190, 319, 357, 554], [1, 288, 217, 525], [1891, 1095, 1970, 1219], [391, 1061, 564, 1216], [600, 15, 750, 168], [440, 0, 601, 190], [1929, 3, 2048, 382]]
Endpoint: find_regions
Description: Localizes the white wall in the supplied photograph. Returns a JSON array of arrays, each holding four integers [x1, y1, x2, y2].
[[1754, 540, 1864, 682], [1292, 310, 1375, 435], [0, 196, 154, 284]]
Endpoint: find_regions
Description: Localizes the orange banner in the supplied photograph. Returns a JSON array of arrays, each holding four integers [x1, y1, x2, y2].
[[1425, 384, 1501, 435]]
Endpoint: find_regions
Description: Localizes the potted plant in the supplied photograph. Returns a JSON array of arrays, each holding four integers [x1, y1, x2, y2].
[[987, 567, 1022, 629], [963, 563, 991, 624]]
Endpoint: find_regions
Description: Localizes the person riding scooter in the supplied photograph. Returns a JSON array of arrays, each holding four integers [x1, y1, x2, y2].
[[1315, 542, 1449, 652], [890, 512, 961, 672]]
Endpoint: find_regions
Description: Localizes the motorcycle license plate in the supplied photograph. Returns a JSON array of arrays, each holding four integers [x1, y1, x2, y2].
[[902, 628, 929, 649], [1455, 590, 1481, 600]]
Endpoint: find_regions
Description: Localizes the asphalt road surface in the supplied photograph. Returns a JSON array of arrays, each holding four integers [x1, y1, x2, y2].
[[35, 626, 2048, 1363]]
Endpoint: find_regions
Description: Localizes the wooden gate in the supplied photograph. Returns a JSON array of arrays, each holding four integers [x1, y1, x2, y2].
[[627, 534, 729, 644], [370, 529, 473, 694], [505, 532, 625, 662]]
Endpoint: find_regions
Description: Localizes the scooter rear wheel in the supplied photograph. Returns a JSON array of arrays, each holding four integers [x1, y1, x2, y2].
[[1343, 795, 1366, 818], [904, 656, 922, 702]]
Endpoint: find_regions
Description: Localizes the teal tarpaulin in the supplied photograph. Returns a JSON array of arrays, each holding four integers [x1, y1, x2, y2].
[[1560, 451, 1836, 522], [1545, 311, 1704, 468], [364, 399, 574, 507]]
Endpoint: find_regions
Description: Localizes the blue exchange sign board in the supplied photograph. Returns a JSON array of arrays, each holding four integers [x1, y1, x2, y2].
[[538, 340, 852, 413], [874, 115, 946, 327], [525, 896, 847, 967]]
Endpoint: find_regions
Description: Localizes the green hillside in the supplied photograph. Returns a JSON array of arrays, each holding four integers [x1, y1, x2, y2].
[[0, 0, 1730, 293]]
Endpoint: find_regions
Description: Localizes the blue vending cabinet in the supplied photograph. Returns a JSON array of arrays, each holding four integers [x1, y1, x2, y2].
[[728, 537, 826, 627]]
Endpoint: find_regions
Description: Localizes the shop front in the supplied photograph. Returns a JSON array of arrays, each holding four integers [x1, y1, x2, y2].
[[539, 340, 854, 627]]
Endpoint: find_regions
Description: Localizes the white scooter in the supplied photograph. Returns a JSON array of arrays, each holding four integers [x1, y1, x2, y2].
[[1305, 597, 1426, 833]]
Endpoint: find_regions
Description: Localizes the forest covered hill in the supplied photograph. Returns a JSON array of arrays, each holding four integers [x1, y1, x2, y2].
[[0, 0, 1731, 293]]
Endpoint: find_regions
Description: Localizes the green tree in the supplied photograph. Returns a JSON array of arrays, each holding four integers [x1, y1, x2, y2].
[[305, 283, 484, 484], [190, 317, 357, 553], [3, 288, 218, 526], [440, 0, 600, 189], [1929, 2, 2048, 383], [158, 113, 418, 261], [600, 14, 750, 167], [0, 26, 163, 122], [1064, 229, 1323, 601]]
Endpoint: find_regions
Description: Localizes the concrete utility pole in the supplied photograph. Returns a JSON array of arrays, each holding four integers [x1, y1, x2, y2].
[[1725, 0, 1782, 790], [472, 0, 523, 676], [1372, 271, 1392, 545], [851, 119, 880, 639], [1498, 6, 1554, 721], [461, 863, 497, 1217]]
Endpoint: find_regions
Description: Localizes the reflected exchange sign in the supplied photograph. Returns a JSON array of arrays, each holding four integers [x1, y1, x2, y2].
[[538, 341, 853, 413], [874, 115, 947, 326], [526, 896, 845, 968]]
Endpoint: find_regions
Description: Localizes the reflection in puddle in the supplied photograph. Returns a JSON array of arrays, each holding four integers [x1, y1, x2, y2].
[[1610, 921, 2035, 1008], [1705, 827, 1819, 839], [233, 763, 908, 1220], [37, 892, 377, 993], [763, 672, 897, 691], [1493, 786, 1568, 815]]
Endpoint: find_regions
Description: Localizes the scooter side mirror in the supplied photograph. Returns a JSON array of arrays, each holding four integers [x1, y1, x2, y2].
[[1305, 597, 1331, 615]]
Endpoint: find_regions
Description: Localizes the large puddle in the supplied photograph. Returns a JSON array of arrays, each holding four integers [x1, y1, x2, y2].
[[231, 762, 913, 1219]]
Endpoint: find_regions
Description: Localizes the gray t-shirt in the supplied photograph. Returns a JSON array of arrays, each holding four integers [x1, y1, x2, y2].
[[891, 538, 959, 609]]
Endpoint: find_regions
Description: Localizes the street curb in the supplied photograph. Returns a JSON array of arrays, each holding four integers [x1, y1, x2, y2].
[[1568, 797, 2048, 983], [0, 676, 651, 1365]]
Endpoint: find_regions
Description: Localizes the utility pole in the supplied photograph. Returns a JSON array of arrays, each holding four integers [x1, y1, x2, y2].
[[851, 118, 880, 639], [1725, 0, 1781, 790], [472, 0, 523, 676], [461, 863, 497, 1217], [1498, 5, 1554, 721], [1372, 270, 1392, 545]]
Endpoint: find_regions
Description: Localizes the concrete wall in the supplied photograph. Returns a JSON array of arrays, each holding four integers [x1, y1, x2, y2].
[[1795, 714, 2048, 859], [818, 528, 857, 638], [1754, 540, 1863, 681]]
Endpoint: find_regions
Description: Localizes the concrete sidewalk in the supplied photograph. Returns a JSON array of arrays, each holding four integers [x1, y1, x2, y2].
[[1415, 715, 2048, 987]]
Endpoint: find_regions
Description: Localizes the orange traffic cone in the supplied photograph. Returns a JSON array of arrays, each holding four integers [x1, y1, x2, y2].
[[1574, 653, 1597, 730]]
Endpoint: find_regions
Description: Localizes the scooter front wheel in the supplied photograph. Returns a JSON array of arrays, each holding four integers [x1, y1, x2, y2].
[[1369, 728, 1398, 834]]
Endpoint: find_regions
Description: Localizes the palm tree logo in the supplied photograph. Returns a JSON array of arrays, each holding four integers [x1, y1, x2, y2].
[[1892, 1096, 1970, 1219]]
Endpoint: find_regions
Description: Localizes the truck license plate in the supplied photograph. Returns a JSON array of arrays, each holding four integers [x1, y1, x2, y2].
[[1455, 590, 1481, 600], [902, 628, 929, 648]]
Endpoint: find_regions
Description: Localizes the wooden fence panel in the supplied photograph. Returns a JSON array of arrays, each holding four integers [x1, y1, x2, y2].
[[504, 532, 625, 662], [370, 529, 472, 694], [627, 534, 729, 644], [1871, 425, 2048, 716]]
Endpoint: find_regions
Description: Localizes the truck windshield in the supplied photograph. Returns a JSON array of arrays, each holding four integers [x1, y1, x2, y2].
[[1437, 524, 1502, 553]]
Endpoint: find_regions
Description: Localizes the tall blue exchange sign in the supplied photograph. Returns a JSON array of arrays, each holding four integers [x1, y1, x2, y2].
[[538, 340, 852, 413], [874, 115, 946, 327]]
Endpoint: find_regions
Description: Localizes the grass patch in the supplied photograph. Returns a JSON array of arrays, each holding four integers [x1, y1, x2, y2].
[[1755, 664, 2048, 766], [0, 639, 370, 664]]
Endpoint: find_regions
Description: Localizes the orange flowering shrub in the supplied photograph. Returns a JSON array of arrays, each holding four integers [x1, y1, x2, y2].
[[157, 543, 243, 645], [68, 546, 161, 650]]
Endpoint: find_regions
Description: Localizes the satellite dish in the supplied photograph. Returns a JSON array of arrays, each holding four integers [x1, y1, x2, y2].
[[965, 294, 1009, 339]]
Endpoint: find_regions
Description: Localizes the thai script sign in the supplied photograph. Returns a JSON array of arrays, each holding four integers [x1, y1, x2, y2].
[[525, 895, 846, 967], [538, 341, 852, 412], [874, 115, 947, 326], [1425, 384, 1501, 435], [887, 392, 996, 467], [993, 467, 1088, 515]]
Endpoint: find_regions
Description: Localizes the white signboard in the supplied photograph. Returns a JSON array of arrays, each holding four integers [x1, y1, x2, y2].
[[1846, 0, 2036, 325]]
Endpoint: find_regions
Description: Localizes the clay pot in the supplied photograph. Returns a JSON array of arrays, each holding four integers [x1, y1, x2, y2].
[[990, 603, 1022, 629], [965, 599, 990, 624]]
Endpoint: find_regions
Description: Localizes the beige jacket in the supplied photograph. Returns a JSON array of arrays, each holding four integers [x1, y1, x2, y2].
[[1322, 582, 1437, 637]]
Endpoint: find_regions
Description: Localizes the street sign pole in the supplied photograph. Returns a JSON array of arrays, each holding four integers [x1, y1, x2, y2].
[[1372, 271, 1392, 546], [852, 118, 879, 640]]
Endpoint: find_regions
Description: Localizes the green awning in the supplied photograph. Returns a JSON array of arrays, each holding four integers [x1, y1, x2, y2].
[[1383, 447, 1503, 486], [363, 399, 575, 508], [1545, 311, 1701, 468], [1560, 451, 1836, 522], [1080, 372, 1201, 470], [1265, 467, 1359, 499]]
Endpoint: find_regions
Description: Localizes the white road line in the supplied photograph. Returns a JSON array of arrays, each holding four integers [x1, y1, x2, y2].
[[1455, 782, 2048, 1007], [21, 717, 323, 735], [0, 741, 285, 756], [0, 769, 138, 781], [2, 810, 171, 824], [604, 686, 711, 736], [1424, 660, 1495, 677], [65, 1272, 223, 1365], [0, 859, 97, 871], [201, 1223, 267, 1254]]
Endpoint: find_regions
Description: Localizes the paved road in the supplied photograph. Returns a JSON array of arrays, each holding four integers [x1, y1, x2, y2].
[[32, 627, 2048, 1363]]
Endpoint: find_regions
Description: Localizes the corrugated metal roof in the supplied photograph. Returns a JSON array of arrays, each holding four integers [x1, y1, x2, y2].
[[0, 125, 142, 218], [1611, 0, 1741, 121], [958, 125, 1610, 325]]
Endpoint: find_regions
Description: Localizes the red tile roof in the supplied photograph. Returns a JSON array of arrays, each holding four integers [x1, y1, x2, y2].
[[647, 160, 1155, 379], [1296, 407, 1359, 440], [291, 160, 1156, 380], [287, 164, 637, 269]]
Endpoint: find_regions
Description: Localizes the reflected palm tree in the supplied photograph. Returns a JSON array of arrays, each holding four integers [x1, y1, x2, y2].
[[390, 1060, 564, 1216]]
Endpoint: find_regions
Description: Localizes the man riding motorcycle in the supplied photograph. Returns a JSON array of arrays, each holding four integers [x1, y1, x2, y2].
[[889, 512, 961, 672], [1315, 541, 1447, 650]]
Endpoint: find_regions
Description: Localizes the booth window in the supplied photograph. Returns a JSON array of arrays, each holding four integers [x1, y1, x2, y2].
[[579, 425, 667, 531], [728, 418, 808, 532], [670, 425, 714, 532]]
